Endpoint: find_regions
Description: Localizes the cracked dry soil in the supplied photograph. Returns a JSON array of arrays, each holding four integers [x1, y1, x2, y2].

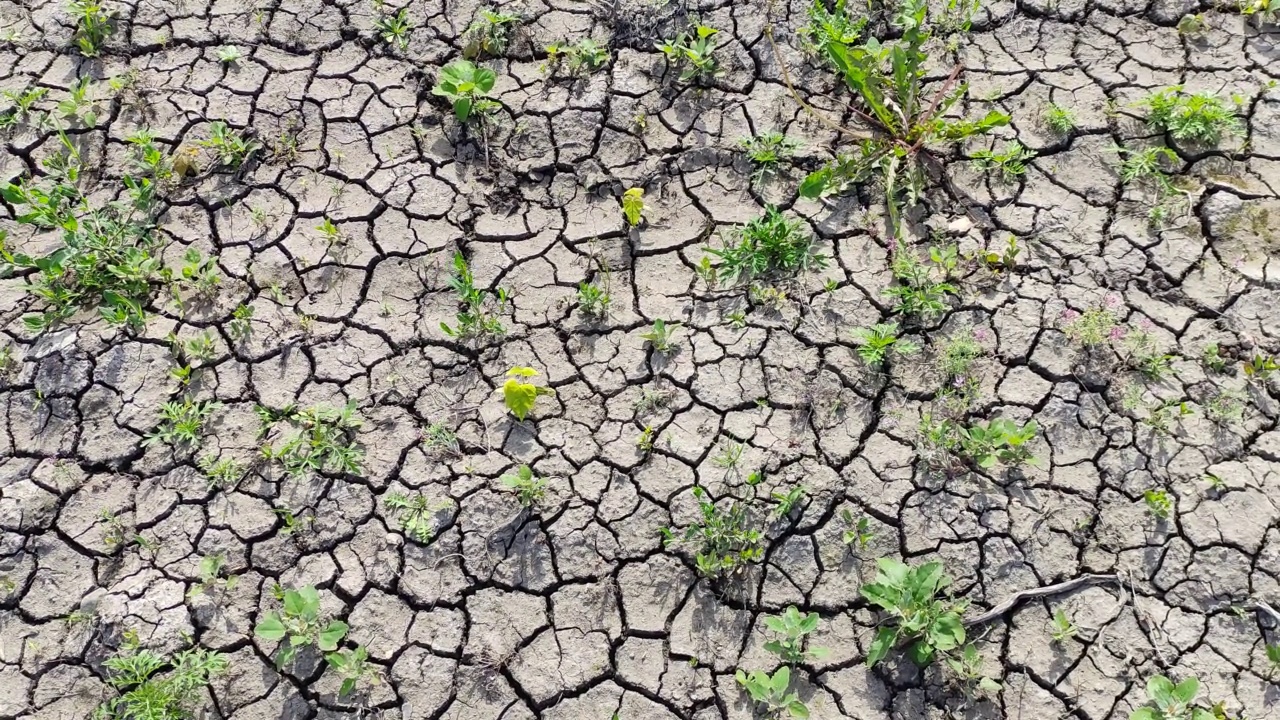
[[2, 0, 1280, 718]]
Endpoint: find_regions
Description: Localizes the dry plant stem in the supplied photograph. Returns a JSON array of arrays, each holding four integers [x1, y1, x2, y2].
[[1251, 600, 1280, 626], [964, 573, 1122, 627]]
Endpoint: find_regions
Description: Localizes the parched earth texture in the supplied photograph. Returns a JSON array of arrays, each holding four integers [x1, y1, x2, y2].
[[2, 0, 1280, 719]]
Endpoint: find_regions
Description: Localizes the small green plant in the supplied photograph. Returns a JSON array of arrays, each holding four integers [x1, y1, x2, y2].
[[771, 486, 805, 518], [463, 7, 520, 58], [432, 60, 498, 124], [764, 606, 826, 665], [621, 187, 645, 226], [1042, 103, 1076, 135], [739, 132, 802, 184], [501, 366, 554, 421], [0, 86, 49, 129], [641, 318, 678, 353], [325, 645, 380, 698], [1063, 306, 1119, 347], [1129, 674, 1216, 720], [545, 37, 609, 74], [228, 303, 254, 342], [884, 245, 958, 319], [1244, 354, 1278, 383], [661, 487, 763, 578], [945, 644, 1002, 696], [257, 403, 364, 477], [216, 45, 242, 63], [576, 280, 611, 318], [1200, 343, 1229, 373], [1139, 87, 1241, 146], [840, 509, 874, 550], [1266, 643, 1280, 676], [1115, 145, 1178, 190], [655, 24, 721, 83], [861, 557, 967, 667], [373, 7, 412, 50], [850, 323, 919, 367], [1144, 488, 1173, 519], [421, 421, 460, 456], [68, 0, 115, 57], [735, 666, 808, 719], [143, 399, 221, 449], [500, 464, 548, 507], [798, 0, 865, 61], [971, 141, 1035, 182], [1049, 608, 1078, 643], [254, 585, 349, 669], [96, 638, 227, 720], [1242, 0, 1280, 26], [197, 454, 244, 489], [713, 439, 744, 470], [957, 418, 1037, 469], [1176, 13, 1207, 35], [199, 121, 260, 169], [187, 554, 238, 599], [385, 492, 443, 542], [440, 251, 506, 339], [706, 208, 826, 285]]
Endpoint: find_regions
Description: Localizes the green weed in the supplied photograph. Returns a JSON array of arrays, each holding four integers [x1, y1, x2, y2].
[[622, 187, 644, 226], [655, 24, 721, 83], [850, 322, 919, 367], [971, 141, 1035, 182], [463, 7, 520, 58], [96, 638, 226, 720], [798, 0, 1009, 236], [254, 585, 349, 669], [187, 554, 237, 599], [957, 418, 1037, 469], [764, 606, 826, 665], [256, 403, 364, 477], [705, 207, 826, 285], [1042, 103, 1076, 135], [738, 132, 802, 184], [545, 38, 609, 74], [68, 0, 114, 57], [143, 399, 221, 449], [840, 509, 874, 550], [440, 251, 506, 339], [374, 7, 412, 50], [199, 121, 260, 168], [661, 486, 763, 578], [735, 666, 808, 719], [1140, 87, 1241, 146], [385, 492, 444, 542], [500, 464, 548, 507], [325, 645, 380, 698], [1129, 674, 1217, 720], [432, 60, 499, 124], [861, 557, 966, 667], [641, 318, 678, 353]]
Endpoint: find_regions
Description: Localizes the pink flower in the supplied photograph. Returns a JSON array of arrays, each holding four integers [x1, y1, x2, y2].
[[1104, 293, 1121, 308], [1138, 317, 1154, 332], [974, 328, 990, 342], [1109, 326, 1127, 341], [1062, 309, 1080, 322]]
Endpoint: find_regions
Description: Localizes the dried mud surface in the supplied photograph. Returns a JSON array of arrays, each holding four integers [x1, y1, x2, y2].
[[2, 0, 1280, 718]]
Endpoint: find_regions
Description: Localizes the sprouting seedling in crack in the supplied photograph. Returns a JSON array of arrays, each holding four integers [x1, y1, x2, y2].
[[254, 585, 349, 668], [501, 366, 554, 421]]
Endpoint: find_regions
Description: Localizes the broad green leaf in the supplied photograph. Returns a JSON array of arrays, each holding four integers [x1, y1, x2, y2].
[[1129, 708, 1160, 720], [283, 589, 306, 617], [876, 557, 909, 586], [930, 613, 965, 650], [979, 677, 1002, 694], [788, 699, 810, 719], [340, 677, 357, 697], [319, 620, 349, 651], [1147, 675, 1176, 707], [503, 378, 539, 420], [454, 97, 472, 123], [907, 639, 934, 665], [1172, 676, 1200, 705], [859, 582, 898, 612], [770, 665, 790, 694], [798, 168, 830, 199], [866, 626, 896, 667], [255, 614, 286, 641]]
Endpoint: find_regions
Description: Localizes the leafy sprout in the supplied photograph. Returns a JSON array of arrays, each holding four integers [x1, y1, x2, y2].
[[432, 60, 498, 124], [254, 585, 349, 669], [705, 207, 826, 285], [861, 557, 966, 667]]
